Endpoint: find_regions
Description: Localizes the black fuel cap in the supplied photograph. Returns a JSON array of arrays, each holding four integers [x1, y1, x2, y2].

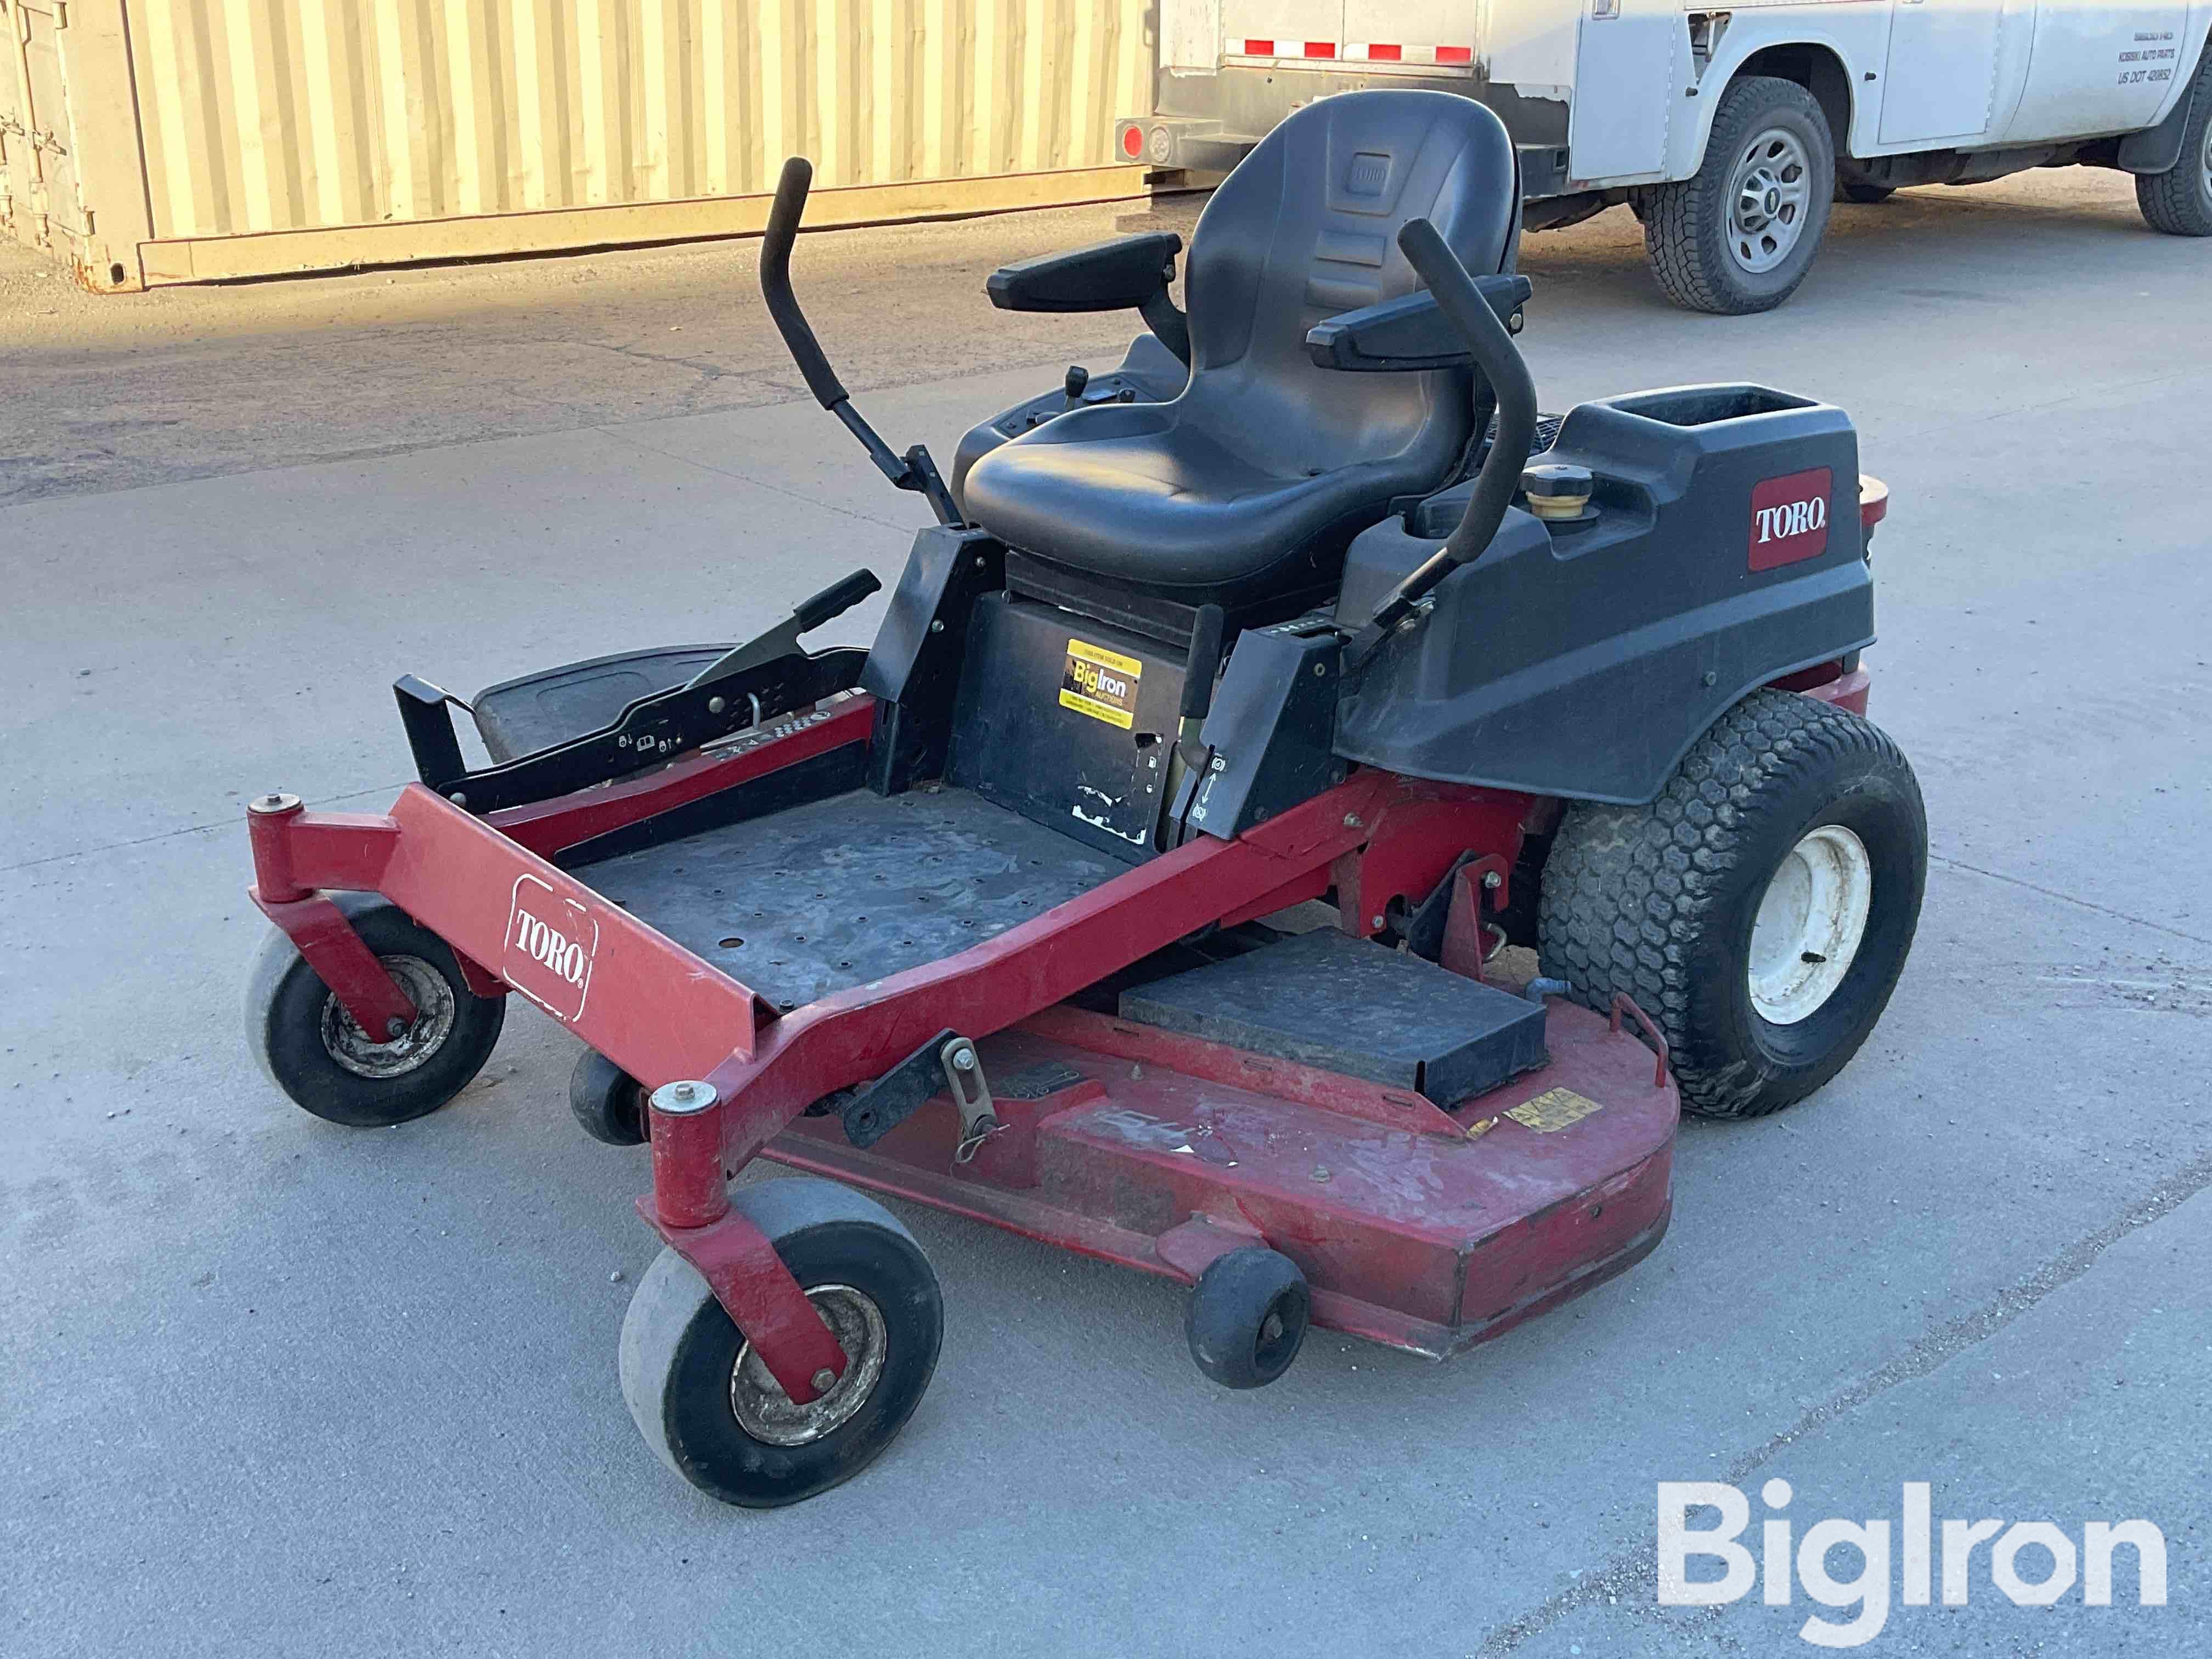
[[1520, 461, 1593, 500]]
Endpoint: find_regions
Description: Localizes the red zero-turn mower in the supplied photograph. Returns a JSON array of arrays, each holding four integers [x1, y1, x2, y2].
[[243, 92, 1925, 1507]]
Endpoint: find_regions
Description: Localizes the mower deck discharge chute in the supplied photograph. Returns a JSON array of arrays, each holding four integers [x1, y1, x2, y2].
[[242, 91, 1925, 1508]]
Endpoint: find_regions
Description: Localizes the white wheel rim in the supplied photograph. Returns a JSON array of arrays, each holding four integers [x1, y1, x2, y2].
[[1747, 825, 1872, 1025], [319, 955, 455, 1078], [729, 1284, 887, 1446], [1728, 126, 1813, 274]]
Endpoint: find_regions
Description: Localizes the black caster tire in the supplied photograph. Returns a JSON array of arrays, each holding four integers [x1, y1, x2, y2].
[[619, 1179, 943, 1508], [1539, 691, 1927, 1120], [570, 1050, 649, 1146], [245, 893, 506, 1127], [1642, 76, 1835, 314], [1186, 1246, 1310, 1390]]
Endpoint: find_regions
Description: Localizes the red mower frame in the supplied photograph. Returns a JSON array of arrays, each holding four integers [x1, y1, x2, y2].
[[247, 662, 1871, 1407]]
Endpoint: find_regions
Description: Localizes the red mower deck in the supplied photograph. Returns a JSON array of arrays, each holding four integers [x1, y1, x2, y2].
[[769, 1000, 1676, 1357]]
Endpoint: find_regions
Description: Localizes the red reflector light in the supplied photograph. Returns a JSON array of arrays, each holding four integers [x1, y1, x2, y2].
[[1305, 41, 1336, 58], [1241, 38, 1272, 54], [1367, 43, 1403, 60], [1121, 125, 1142, 159], [1436, 44, 1473, 64]]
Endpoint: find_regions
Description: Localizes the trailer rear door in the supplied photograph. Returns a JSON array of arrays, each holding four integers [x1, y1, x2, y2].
[[1220, 0, 1346, 62]]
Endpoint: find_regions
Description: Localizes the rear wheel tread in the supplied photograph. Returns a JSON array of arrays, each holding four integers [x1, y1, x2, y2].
[[1538, 692, 1925, 1118]]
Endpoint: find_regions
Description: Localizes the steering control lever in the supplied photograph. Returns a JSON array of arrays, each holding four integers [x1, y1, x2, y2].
[[1344, 217, 1540, 669], [762, 157, 961, 526], [685, 568, 883, 691]]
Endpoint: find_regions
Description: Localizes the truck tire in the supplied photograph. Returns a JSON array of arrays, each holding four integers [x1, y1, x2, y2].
[[1644, 77, 1836, 314], [1537, 692, 1926, 1119], [2136, 54, 2212, 236]]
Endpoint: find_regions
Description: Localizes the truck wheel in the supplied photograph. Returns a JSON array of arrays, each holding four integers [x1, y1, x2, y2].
[[245, 894, 505, 1127], [570, 1050, 649, 1146], [619, 1179, 943, 1507], [2136, 55, 2212, 236], [1836, 179, 1895, 205], [1643, 76, 1836, 313], [1537, 692, 1926, 1119]]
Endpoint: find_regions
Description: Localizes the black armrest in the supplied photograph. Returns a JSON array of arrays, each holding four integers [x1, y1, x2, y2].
[[986, 233, 1183, 314], [1304, 275, 1534, 371]]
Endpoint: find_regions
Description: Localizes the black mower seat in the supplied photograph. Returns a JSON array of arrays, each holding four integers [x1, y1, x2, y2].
[[961, 90, 1520, 610]]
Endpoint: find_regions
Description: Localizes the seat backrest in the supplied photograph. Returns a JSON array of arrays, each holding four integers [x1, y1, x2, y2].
[[1178, 90, 1520, 482]]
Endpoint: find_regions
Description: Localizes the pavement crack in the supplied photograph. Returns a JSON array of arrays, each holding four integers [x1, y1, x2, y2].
[[570, 337, 740, 380], [591, 425, 921, 533], [1474, 1147, 2212, 1654], [0, 783, 410, 877], [1929, 851, 2212, 948]]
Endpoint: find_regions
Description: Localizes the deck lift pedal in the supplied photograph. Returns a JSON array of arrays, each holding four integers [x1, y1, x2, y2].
[[242, 91, 1925, 1508]]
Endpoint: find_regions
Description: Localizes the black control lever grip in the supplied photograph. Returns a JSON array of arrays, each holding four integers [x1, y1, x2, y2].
[[1348, 219, 1539, 664], [761, 158, 846, 411], [794, 568, 883, 634]]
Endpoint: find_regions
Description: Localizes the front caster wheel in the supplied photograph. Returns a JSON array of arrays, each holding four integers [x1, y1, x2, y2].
[[1186, 1246, 1310, 1390], [245, 893, 505, 1127], [569, 1050, 648, 1145], [619, 1179, 943, 1508]]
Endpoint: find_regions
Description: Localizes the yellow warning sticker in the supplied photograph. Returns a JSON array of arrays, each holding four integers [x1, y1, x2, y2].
[[1506, 1087, 1604, 1133], [1058, 637, 1142, 729]]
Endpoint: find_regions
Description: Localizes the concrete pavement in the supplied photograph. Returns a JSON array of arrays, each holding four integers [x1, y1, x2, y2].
[[3, 168, 2208, 1656]]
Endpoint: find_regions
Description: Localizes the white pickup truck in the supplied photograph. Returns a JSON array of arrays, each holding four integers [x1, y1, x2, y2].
[[1116, 1, 2212, 311]]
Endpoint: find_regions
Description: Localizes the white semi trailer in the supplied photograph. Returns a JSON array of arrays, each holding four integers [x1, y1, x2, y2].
[[1115, 1, 2212, 311]]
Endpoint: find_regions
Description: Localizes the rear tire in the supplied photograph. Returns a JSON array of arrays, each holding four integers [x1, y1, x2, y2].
[[1836, 179, 1895, 205], [1644, 76, 1835, 314], [245, 894, 505, 1127], [2136, 54, 2212, 236], [1537, 692, 1926, 1119], [620, 1180, 942, 1507]]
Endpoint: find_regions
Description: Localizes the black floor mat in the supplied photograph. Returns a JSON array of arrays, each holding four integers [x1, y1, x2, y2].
[[583, 786, 1126, 1010]]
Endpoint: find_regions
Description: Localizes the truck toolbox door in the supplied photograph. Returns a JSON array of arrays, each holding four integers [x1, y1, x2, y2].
[[1879, 0, 2014, 146], [1567, 0, 1681, 181], [2000, 1, 2198, 143]]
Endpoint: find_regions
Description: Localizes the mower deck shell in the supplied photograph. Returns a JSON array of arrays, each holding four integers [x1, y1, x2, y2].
[[765, 1001, 1675, 1357]]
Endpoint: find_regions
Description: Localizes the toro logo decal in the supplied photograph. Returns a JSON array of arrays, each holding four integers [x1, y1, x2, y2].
[[1749, 467, 1833, 571], [503, 873, 599, 1023]]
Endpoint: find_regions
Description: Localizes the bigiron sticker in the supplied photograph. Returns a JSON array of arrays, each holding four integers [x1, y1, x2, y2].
[[1059, 638, 1142, 729]]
